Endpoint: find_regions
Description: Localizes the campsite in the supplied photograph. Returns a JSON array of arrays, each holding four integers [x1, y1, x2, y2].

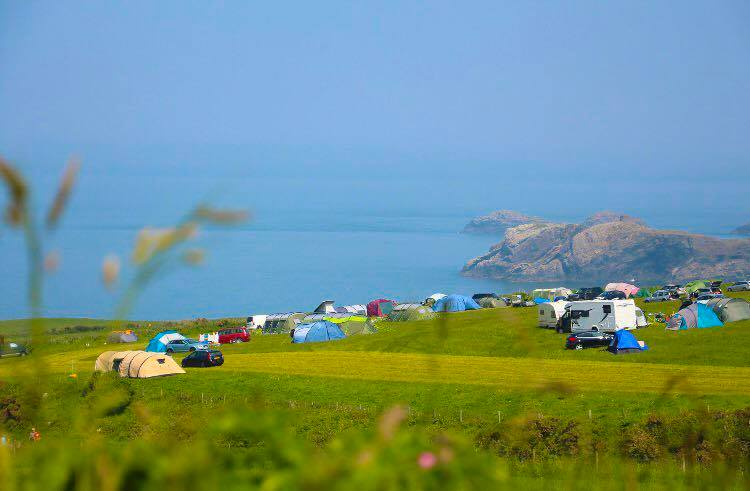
[[2, 288, 750, 488]]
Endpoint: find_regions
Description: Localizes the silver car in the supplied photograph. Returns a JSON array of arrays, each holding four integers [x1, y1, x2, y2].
[[727, 281, 750, 292]]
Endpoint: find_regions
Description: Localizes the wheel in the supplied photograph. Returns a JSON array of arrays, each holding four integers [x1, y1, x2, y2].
[[231, 338, 240, 344], [166, 348, 174, 354], [574, 344, 583, 350], [189, 347, 196, 352]]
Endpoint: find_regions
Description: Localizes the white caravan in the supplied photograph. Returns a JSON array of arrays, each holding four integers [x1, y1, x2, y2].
[[562, 299, 639, 333], [537, 301, 570, 328]]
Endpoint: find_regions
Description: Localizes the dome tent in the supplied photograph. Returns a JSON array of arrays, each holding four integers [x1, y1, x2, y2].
[[432, 294, 481, 313], [292, 321, 346, 344], [424, 293, 447, 307], [666, 303, 723, 330], [387, 303, 436, 322], [107, 331, 138, 343], [145, 330, 185, 352], [608, 330, 648, 355], [367, 299, 396, 317], [704, 297, 750, 323]]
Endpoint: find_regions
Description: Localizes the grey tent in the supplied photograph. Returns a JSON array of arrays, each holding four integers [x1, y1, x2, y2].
[[477, 297, 508, 308], [705, 297, 750, 323], [263, 312, 306, 334], [387, 303, 436, 322], [106, 331, 138, 343]]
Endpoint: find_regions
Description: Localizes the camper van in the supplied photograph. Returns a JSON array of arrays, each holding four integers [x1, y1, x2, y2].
[[537, 301, 570, 328], [557, 299, 639, 333]]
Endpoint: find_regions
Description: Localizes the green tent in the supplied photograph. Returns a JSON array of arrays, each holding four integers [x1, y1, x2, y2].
[[635, 288, 651, 298], [477, 297, 508, 308], [326, 315, 377, 336], [705, 297, 750, 323], [387, 303, 436, 322], [684, 281, 710, 294], [262, 313, 306, 334]]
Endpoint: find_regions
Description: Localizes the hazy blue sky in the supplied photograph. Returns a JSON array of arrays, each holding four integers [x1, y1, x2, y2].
[[1, 1, 749, 177]]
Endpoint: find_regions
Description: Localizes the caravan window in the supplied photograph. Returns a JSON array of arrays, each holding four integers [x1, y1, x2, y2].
[[539, 310, 544, 316], [603, 305, 612, 314], [550, 311, 556, 319], [571, 310, 589, 319]]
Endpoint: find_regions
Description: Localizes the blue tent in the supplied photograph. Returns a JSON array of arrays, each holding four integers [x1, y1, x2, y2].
[[608, 329, 649, 354], [145, 330, 185, 352], [667, 303, 723, 330], [533, 297, 551, 304], [432, 294, 481, 312], [292, 321, 346, 344]]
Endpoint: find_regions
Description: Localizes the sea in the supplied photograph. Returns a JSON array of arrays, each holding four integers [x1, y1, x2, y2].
[[1, 154, 748, 321]]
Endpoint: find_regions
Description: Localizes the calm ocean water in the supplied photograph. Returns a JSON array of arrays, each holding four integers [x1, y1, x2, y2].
[[1, 163, 747, 320]]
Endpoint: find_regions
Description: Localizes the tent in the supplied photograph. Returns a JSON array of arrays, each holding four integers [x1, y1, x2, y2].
[[313, 300, 337, 313], [292, 321, 346, 343], [704, 297, 750, 323], [95, 350, 185, 378], [424, 293, 447, 307], [532, 288, 573, 301], [608, 330, 648, 354], [635, 288, 652, 298], [666, 303, 724, 330], [537, 301, 569, 328], [145, 330, 185, 352], [328, 316, 377, 336], [477, 297, 508, 308], [387, 303, 437, 322], [604, 283, 640, 298], [334, 304, 367, 315], [635, 307, 649, 327], [107, 330, 138, 343], [684, 280, 710, 295], [263, 312, 306, 334], [432, 294, 481, 313], [367, 299, 396, 317]]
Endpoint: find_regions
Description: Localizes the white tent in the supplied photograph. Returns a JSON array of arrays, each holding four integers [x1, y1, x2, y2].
[[635, 307, 648, 327], [532, 287, 572, 301], [537, 301, 570, 328]]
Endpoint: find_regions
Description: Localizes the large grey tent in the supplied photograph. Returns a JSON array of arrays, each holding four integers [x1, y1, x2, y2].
[[387, 303, 436, 322], [704, 297, 750, 323], [477, 297, 508, 308], [106, 331, 138, 343], [263, 313, 306, 334]]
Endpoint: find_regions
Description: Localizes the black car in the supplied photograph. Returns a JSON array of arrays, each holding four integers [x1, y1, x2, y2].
[[0, 338, 30, 358], [568, 287, 604, 301], [597, 290, 626, 300], [565, 331, 613, 350], [181, 350, 224, 368]]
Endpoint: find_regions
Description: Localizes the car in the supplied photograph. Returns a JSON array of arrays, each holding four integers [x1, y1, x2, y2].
[[690, 288, 712, 299], [696, 293, 724, 303], [597, 290, 627, 300], [727, 281, 750, 292], [217, 327, 250, 344], [181, 349, 224, 368], [565, 331, 613, 350], [567, 287, 604, 301], [644, 290, 672, 303], [0, 339, 30, 358], [164, 338, 207, 354]]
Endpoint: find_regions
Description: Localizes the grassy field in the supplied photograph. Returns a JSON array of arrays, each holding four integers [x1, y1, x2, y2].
[[1, 292, 750, 489]]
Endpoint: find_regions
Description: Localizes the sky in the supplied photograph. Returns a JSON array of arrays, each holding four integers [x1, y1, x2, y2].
[[1, 0, 749, 180]]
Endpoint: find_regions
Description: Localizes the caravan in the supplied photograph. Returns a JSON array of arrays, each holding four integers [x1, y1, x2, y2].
[[537, 301, 570, 328], [558, 299, 639, 333]]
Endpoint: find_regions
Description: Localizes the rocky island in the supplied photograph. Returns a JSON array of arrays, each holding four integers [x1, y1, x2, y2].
[[462, 211, 750, 282], [733, 223, 750, 236], [462, 210, 546, 235]]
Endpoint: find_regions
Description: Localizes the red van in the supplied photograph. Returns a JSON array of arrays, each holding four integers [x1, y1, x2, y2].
[[217, 327, 250, 344]]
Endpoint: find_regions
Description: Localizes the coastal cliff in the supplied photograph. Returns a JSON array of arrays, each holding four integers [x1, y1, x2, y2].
[[462, 212, 750, 282]]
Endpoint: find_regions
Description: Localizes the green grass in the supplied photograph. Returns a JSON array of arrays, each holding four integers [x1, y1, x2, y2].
[[2, 293, 750, 489]]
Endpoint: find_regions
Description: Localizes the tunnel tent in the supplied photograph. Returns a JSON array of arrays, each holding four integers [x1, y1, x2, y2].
[[666, 303, 723, 330], [263, 312, 306, 334], [532, 288, 573, 301], [107, 330, 138, 344], [95, 350, 185, 378], [432, 294, 481, 313], [367, 299, 397, 317], [292, 321, 346, 343], [387, 303, 437, 322], [684, 280, 710, 295], [329, 316, 377, 336], [334, 304, 367, 315], [145, 330, 185, 352], [477, 297, 508, 308], [705, 297, 750, 323]]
